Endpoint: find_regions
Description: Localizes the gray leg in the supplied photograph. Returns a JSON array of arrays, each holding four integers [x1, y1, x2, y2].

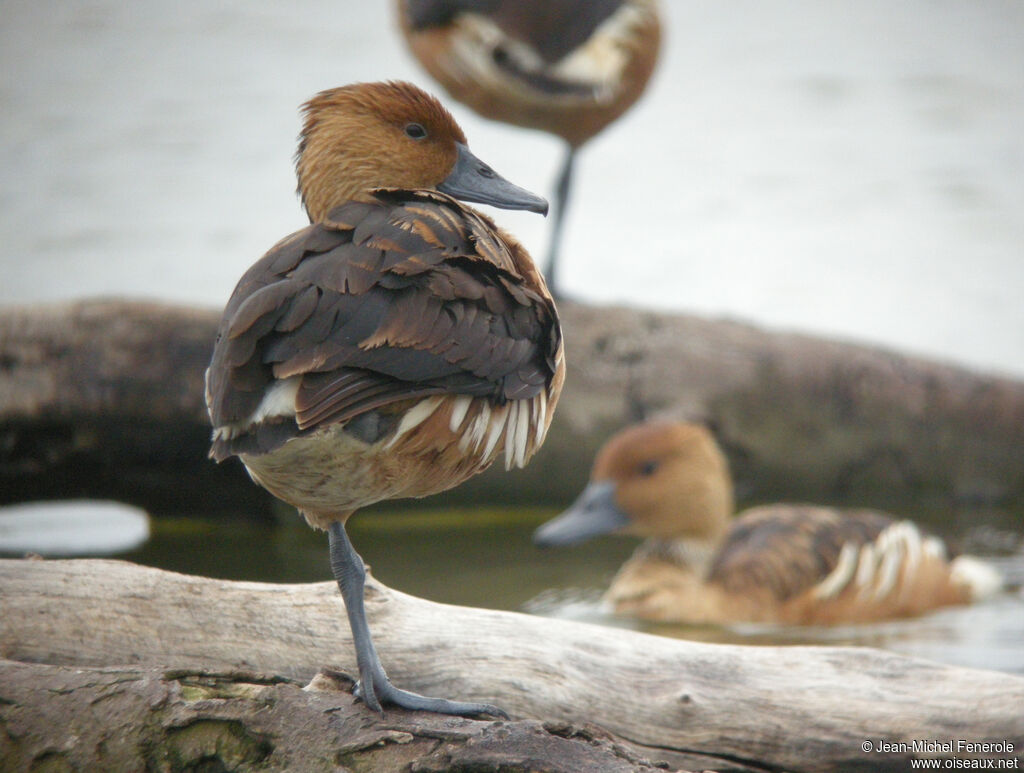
[[544, 145, 577, 300], [327, 522, 508, 717]]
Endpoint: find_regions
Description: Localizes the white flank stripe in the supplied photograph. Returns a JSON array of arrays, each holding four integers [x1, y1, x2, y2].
[[950, 556, 1003, 601], [901, 522, 923, 576], [504, 402, 518, 470], [449, 395, 472, 432], [812, 542, 859, 600], [468, 402, 491, 452], [854, 544, 877, 590], [535, 393, 549, 445], [923, 536, 948, 561], [515, 398, 530, 468], [249, 377, 300, 425], [872, 535, 903, 599], [385, 396, 443, 449], [483, 405, 508, 460], [477, 403, 492, 449], [216, 376, 300, 440]]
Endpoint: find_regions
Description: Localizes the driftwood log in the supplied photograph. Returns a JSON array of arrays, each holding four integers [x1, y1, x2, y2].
[[0, 661, 668, 773], [2, 558, 1022, 772], [2, 298, 1023, 518]]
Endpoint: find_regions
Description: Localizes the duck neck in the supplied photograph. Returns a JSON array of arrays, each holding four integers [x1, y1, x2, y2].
[[638, 531, 726, 579], [296, 151, 371, 223]]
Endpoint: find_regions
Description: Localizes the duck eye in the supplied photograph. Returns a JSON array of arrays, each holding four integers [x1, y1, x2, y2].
[[404, 122, 427, 140], [639, 460, 658, 477]]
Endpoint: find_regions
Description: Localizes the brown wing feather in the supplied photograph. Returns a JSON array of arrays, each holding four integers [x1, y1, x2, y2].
[[206, 189, 560, 460], [706, 505, 894, 601]]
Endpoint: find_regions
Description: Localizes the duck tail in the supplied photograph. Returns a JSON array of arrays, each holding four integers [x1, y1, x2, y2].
[[950, 555, 1003, 601]]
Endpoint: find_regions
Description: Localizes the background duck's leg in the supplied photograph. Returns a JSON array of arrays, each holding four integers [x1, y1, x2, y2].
[[327, 521, 508, 718], [545, 144, 577, 299]]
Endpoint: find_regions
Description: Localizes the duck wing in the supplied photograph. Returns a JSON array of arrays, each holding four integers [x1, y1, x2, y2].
[[706, 505, 895, 602], [206, 189, 560, 460]]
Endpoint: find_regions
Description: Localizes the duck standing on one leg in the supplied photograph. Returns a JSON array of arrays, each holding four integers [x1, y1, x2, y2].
[[398, 0, 662, 297], [206, 81, 564, 716], [535, 421, 1001, 625]]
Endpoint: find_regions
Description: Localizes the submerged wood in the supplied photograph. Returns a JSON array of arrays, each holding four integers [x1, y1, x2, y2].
[[1, 558, 1022, 773], [1, 298, 1022, 517]]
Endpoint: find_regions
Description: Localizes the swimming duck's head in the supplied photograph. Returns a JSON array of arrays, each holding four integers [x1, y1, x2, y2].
[[534, 421, 735, 546]]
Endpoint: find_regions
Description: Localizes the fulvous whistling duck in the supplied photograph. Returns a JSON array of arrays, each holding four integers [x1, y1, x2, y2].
[[206, 81, 564, 716], [534, 421, 1001, 626], [398, 0, 663, 296]]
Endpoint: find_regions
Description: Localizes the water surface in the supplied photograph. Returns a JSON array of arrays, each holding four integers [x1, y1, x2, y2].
[[111, 505, 1024, 676]]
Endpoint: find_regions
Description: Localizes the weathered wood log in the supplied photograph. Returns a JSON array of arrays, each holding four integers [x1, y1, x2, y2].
[[0, 299, 271, 518], [2, 298, 1023, 517], [2, 558, 1021, 773]]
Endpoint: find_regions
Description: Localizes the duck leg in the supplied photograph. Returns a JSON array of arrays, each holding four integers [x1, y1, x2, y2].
[[544, 144, 577, 299], [327, 521, 508, 717]]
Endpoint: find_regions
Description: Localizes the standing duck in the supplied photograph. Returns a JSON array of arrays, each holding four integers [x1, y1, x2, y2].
[[206, 81, 564, 716], [534, 421, 1000, 625], [398, 0, 662, 296]]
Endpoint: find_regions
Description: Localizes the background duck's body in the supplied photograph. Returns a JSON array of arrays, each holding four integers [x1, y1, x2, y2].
[[206, 81, 562, 715], [535, 421, 1000, 626], [399, 0, 661, 148], [398, 0, 662, 294]]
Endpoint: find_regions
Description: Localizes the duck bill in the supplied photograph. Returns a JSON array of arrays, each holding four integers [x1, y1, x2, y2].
[[438, 143, 549, 215], [533, 481, 630, 547]]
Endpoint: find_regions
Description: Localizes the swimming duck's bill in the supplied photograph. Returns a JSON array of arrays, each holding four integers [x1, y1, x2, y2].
[[533, 480, 629, 546], [437, 142, 549, 215]]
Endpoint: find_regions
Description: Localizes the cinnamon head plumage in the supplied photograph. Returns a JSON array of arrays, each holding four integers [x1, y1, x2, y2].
[[206, 81, 563, 716]]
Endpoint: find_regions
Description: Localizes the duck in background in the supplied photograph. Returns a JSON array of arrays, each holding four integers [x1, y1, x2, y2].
[[398, 0, 662, 297], [206, 81, 564, 716], [534, 421, 1001, 625]]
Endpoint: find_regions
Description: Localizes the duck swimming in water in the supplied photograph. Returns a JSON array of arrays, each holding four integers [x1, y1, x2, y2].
[[398, 0, 662, 297], [206, 81, 564, 715], [534, 421, 1000, 625]]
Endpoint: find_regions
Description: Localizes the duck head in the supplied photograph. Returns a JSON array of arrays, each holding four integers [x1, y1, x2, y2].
[[534, 421, 735, 547], [296, 80, 548, 222]]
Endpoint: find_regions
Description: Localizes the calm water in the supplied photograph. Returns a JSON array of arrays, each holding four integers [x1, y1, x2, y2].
[[1, 1, 1023, 376]]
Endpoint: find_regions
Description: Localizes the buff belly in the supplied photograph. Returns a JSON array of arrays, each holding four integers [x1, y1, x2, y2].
[[239, 393, 554, 531]]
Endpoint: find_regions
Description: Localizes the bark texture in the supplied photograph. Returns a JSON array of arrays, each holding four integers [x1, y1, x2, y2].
[[0, 661, 673, 773], [2, 558, 1022, 772]]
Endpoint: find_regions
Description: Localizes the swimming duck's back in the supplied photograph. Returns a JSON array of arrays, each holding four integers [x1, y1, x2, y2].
[[708, 505, 893, 601], [708, 504, 985, 625]]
